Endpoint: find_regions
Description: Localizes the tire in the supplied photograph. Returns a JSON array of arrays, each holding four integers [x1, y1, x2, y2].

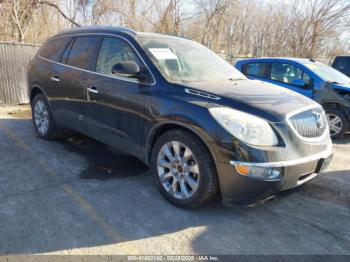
[[31, 93, 61, 139], [325, 109, 348, 139], [151, 129, 219, 208]]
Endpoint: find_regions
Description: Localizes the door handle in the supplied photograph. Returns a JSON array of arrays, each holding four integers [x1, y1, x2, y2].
[[87, 87, 99, 94], [50, 76, 60, 82]]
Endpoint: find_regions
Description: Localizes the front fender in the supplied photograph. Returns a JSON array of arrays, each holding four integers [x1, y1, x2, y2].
[[314, 82, 350, 107], [147, 118, 218, 156]]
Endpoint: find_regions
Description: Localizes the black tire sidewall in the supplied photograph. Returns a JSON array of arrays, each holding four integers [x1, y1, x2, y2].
[[151, 129, 218, 208], [326, 109, 348, 139]]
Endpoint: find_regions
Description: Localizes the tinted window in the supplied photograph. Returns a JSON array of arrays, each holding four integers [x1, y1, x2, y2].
[[67, 37, 100, 70], [40, 37, 71, 62], [245, 63, 267, 77], [61, 39, 74, 64], [333, 57, 347, 72], [271, 63, 311, 87], [96, 37, 141, 77], [333, 57, 350, 76]]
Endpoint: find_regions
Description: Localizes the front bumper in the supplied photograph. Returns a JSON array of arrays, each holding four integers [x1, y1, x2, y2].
[[218, 147, 333, 205]]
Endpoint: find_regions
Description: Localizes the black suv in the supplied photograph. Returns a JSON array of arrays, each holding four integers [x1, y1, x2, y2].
[[28, 26, 333, 208], [332, 56, 350, 77]]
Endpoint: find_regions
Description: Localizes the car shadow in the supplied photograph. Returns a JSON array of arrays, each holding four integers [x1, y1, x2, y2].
[[0, 115, 349, 255], [58, 132, 148, 180]]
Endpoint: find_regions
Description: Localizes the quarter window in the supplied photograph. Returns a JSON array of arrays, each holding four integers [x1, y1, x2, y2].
[[245, 63, 268, 77], [40, 37, 72, 62], [271, 63, 311, 87], [96, 37, 141, 77], [67, 36, 100, 70]]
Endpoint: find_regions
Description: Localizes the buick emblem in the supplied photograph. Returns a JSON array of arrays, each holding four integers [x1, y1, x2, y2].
[[313, 111, 324, 129]]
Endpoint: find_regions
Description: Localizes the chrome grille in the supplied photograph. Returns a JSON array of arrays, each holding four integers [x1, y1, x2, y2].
[[288, 107, 328, 139]]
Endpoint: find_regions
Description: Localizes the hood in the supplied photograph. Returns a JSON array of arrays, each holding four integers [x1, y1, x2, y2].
[[179, 79, 317, 122]]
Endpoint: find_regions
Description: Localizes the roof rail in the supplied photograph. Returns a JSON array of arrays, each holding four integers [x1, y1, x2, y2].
[[59, 25, 137, 35], [160, 33, 192, 40], [100, 26, 137, 34], [309, 58, 316, 63]]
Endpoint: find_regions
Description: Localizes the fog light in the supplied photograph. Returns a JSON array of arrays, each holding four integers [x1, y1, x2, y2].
[[235, 165, 282, 180]]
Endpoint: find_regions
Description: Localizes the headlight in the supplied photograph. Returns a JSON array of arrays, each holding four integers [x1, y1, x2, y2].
[[209, 107, 278, 146]]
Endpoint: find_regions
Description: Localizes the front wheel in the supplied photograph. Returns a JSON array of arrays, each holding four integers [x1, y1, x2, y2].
[[326, 109, 348, 139], [151, 129, 219, 208]]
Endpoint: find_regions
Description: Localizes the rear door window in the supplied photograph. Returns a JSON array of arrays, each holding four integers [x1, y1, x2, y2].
[[40, 37, 72, 62], [67, 36, 100, 70], [244, 63, 268, 77]]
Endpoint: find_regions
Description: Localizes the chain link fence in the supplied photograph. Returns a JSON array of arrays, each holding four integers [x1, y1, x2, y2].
[[0, 42, 40, 105]]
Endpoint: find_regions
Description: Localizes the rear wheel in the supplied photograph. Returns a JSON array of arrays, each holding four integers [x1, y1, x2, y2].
[[325, 109, 348, 139], [151, 129, 219, 208], [31, 93, 61, 139]]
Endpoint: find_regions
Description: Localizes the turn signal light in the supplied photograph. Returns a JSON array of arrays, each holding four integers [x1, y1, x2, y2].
[[234, 165, 282, 180], [235, 165, 250, 175]]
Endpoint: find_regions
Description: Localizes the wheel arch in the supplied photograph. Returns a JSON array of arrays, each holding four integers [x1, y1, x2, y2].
[[29, 85, 46, 104], [322, 102, 350, 122], [146, 121, 218, 168]]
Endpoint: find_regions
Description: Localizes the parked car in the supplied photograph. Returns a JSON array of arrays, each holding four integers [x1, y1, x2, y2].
[[235, 58, 350, 138], [332, 56, 350, 77], [28, 27, 333, 208]]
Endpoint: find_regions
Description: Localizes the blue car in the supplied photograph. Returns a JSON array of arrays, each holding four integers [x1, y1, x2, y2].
[[235, 58, 350, 138]]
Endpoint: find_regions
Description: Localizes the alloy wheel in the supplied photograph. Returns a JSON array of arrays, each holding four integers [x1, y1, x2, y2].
[[33, 100, 49, 135], [326, 113, 343, 137], [157, 141, 200, 200]]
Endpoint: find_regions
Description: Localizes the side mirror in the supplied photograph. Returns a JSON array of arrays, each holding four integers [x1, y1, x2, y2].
[[292, 79, 306, 87], [112, 61, 140, 78]]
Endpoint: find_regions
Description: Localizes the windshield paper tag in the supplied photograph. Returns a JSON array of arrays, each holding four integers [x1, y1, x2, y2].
[[149, 48, 178, 60]]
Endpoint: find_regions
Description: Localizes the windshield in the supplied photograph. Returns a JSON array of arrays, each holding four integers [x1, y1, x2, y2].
[[304, 62, 350, 84], [137, 34, 246, 83]]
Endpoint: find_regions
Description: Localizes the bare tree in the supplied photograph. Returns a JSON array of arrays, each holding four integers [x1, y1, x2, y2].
[[0, 0, 349, 60], [287, 0, 350, 57], [194, 0, 235, 46], [152, 0, 189, 35], [8, 0, 41, 42], [39, 0, 81, 27]]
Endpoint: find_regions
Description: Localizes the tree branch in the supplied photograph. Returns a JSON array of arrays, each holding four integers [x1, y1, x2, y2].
[[38, 1, 81, 27]]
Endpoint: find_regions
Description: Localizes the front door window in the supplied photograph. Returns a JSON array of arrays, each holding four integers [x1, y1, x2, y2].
[[96, 37, 140, 77], [271, 63, 311, 87]]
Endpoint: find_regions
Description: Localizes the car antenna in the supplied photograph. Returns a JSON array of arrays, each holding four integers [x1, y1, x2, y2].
[[309, 58, 316, 63]]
